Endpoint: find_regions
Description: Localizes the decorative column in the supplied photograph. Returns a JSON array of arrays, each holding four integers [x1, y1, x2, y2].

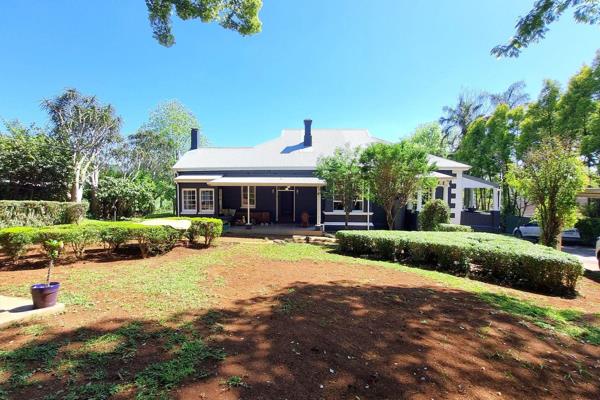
[[492, 188, 499, 211], [246, 185, 251, 227], [451, 171, 463, 224], [316, 186, 322, 228], [416, 190, 423, 211]]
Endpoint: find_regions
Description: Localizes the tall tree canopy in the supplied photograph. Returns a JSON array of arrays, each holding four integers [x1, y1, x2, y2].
[[407, 122, 449, 157], [315, 146, 364, 228], [361, 141, 434, 230], [0, 121, 72, 201], [129, 100, 206, 205], [439, 91, 488, 150], [507, 138, 586, 248], [43, 89, 121, 203], [493, 0, 600, 57], [146, 0, 262, 47]]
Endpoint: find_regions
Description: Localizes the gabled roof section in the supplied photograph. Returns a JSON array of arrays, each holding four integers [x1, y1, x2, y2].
[[173, 129, 470, 171]]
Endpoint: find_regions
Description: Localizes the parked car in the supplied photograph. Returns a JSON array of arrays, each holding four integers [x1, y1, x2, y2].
[[512, 221, 581, 243]]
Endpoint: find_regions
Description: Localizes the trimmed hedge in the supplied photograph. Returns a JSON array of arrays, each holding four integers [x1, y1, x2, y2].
[[437, 223, 473, 232], [0, 200, 88, 228], [0, 221, 181, 260], [574, 217, 600, 246], [186, 218, 223, 247], [336, 230, 583, 293]]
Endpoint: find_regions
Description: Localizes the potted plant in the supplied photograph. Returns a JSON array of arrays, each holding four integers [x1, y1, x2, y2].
[[31, 239, 63, 309]]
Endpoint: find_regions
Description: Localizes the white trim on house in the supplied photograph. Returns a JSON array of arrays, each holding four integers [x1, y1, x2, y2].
[[199, 188, 215, 214], [174, 175, 223, 182], [181, 188, 197, 214], [208, 177, 325, 187]]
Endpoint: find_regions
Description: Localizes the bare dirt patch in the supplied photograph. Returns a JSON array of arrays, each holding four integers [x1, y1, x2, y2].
[[1, 243, 599, 399]]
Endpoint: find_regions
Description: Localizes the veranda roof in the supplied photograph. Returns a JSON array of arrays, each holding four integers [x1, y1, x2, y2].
[[207, 177, 326, 187]]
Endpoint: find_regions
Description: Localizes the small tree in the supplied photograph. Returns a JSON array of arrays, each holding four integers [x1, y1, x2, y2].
[[42, 240, 63, 286], [316, 146, 364, 228], [360, 141, 435, 230], [506, 138, 586, 249]]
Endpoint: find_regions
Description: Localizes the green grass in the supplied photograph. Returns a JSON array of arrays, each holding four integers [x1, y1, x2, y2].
[[0, 320, 225, 399], [254, 242, 600, 345]]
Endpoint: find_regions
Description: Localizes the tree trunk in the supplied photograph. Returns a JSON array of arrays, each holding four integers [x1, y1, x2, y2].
[[90, 167, 100, 217], [46, 259, 53, 286], [385, 207, 394, 230], [344, 211, 349, 228]]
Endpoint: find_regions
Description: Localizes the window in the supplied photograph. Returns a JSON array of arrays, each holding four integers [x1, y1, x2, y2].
[[182, 189, 197, 213], [241, 186, 256, 208], [199, 189, 215, 214], [333, 194, 363, 211]]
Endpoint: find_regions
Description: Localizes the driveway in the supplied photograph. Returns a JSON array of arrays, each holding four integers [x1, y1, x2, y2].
[[562, 245, 599, 272]]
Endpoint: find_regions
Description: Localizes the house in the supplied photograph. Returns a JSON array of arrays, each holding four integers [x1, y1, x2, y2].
[[173, 120, 501, 232]]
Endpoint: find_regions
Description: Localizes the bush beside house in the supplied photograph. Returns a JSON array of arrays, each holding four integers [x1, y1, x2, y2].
[[336, 230, 583, 293], [418, 199, 450, 231], [0, 200, 88, 228]]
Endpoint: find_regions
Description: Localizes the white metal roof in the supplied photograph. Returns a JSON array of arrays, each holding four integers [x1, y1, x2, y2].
[[173, 129, 471, 171], [207, 177, 326, 187], [420, 171, 454, 180], [174, 175, 223, 182], [462, 174, 499, 189]]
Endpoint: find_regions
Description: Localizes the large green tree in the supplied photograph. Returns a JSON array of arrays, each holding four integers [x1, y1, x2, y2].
[[146, 0, 262, 47], [315, 146, 364, 228], [439, 91, 488, 150], [0, 121, 72, 200], [493, 0, 600, 57], [42, 89, 121, 203], [407, 122, 448, 157], [360, 141, 434, 230], [129, 100, 206, 206], [507, 138, 586, 249]]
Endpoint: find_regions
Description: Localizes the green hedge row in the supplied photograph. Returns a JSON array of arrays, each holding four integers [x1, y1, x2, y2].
[[0, 217, 224, 261], [336, 230, 583, 293], [574, 217, 600, 246], [0, 200, 88, 228], [437, 223, 473, 232]]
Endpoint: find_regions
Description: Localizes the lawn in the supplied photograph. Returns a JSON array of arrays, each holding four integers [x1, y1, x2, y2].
[[1, 240, 600, 399]]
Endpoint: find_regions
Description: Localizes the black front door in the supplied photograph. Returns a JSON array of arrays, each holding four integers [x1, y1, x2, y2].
[[278, 191, 294, 222]]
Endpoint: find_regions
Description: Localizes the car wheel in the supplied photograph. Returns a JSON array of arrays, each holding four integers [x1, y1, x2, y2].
[[514, 230, 522, 239]]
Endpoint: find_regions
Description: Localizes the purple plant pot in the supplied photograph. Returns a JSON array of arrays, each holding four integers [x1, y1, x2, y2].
[[30, 282, 60, 309]]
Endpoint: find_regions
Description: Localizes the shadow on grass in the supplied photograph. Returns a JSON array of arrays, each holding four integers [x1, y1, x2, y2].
[[1, 283, 599, 399]]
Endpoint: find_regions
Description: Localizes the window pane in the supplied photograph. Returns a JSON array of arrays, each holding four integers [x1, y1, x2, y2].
[[183, 190, 196, 211], [200, 190, 214, 211], [242, 187, 256, 207]]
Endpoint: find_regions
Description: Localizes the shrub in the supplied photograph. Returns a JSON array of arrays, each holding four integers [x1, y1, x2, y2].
[[98, 222, 132, 253], [0, 200, 89, 228], [437, 223, 473, 232], [186, 218, 223, 247], [419, 199, 450, 231], [0, 227, 38, 260], [574, 217, 600, 246], [36, 224, 101, 259], [335, 230, 583, 293], [128, 225, 181, 258]]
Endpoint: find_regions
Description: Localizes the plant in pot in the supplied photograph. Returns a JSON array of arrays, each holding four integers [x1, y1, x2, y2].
[[31, 239, 63, 309]]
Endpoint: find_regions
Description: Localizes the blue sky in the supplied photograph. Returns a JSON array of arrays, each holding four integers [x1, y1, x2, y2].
[[0, 1, 598, 146]]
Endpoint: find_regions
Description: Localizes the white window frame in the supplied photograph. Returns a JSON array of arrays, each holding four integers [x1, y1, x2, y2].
[[332, 193, 363, 212], [181, 188, 197, 214], [241, 186, 256, 209], [199, 188, 215, 214]]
